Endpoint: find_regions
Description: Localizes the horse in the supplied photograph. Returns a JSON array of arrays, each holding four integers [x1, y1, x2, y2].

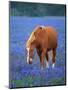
[[26, 26, 58, 69]]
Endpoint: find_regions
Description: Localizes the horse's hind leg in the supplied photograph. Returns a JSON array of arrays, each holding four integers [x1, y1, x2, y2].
[[52, 48, 56, 68], [45, 52, 49, 68]]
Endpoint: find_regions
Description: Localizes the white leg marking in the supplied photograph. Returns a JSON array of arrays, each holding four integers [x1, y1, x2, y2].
[[52, 63, 55, 68], [48, 50, 53, 60], [46, 61, 49, 68]]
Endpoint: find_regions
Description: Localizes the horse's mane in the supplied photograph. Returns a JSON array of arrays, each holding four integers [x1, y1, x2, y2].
[[26, 26, 45, 48], [26, 31, 35, 48]]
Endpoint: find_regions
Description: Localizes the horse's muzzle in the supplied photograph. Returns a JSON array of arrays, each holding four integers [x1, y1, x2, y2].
[[29, 60, 32, 64], [27, 57, 32, 64]]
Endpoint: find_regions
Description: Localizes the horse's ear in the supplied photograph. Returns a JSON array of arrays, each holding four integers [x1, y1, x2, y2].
[[39, 26, 45, 30]]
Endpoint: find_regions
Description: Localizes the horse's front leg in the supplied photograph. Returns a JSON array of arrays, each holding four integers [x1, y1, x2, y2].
[[40, 49, 46, 69], [36, 48, 41, 60], [45, 52, 49, 68]]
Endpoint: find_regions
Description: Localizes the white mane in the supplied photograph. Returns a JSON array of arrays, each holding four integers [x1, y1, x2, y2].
[[26, 31, 35, 48]]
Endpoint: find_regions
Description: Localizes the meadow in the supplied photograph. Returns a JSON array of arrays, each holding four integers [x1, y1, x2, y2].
[[9, 16, 66, 88]]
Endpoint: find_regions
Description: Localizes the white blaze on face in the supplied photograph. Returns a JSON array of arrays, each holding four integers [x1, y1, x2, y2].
[[26, 48, 33, 63], [27, 56, 29, 63], [26, 48, 30, 63]]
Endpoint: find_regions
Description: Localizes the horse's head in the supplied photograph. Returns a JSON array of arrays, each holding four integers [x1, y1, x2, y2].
[[26, 31, 36, 64], [26, 44, 35, 64], [26, 26, 41, 64]]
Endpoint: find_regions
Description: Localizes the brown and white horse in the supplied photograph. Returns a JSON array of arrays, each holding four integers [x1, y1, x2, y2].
[[26, 26, 58, 69]]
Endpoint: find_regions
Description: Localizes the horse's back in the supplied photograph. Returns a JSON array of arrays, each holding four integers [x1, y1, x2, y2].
[[26, 26, 58, 50]]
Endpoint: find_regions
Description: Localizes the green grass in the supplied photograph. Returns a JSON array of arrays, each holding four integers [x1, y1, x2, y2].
[[47, 77, 65, 85]]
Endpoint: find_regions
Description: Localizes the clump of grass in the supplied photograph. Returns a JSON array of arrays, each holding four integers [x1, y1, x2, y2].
[[11, 79, 24, 88], [47, 77, 65, 85], [11, 75, 34, 88]]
